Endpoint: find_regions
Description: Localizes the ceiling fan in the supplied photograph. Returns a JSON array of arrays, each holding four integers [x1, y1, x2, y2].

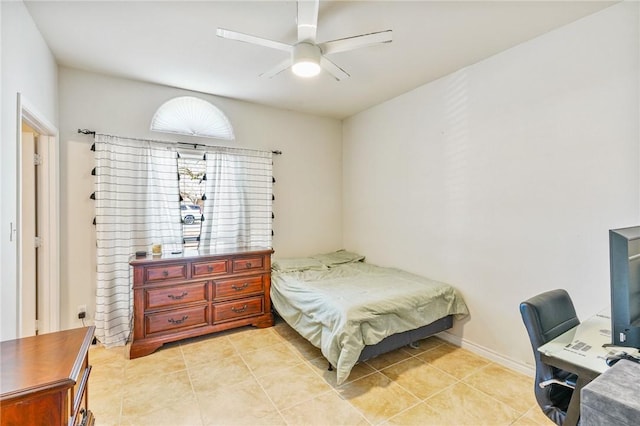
[[216, 0, 392, 81]]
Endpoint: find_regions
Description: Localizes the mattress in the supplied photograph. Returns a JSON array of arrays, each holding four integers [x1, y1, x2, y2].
[[270, 256, 469, 384]]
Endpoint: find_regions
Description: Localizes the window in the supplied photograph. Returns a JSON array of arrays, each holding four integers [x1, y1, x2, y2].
[[150, 96, 235, 141], [178, 154, 206, 250]]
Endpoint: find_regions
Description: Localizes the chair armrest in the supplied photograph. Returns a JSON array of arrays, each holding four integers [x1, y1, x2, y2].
[[539, 374, 577, 389]]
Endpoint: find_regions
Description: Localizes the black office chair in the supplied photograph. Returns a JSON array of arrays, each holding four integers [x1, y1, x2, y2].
[[520, 289, 580, 426]]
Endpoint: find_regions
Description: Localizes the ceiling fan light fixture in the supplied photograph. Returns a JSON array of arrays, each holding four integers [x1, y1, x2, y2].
[[291, 42, 321, 78], [292, 60, 321, 77], [217, 0, 392, 81]]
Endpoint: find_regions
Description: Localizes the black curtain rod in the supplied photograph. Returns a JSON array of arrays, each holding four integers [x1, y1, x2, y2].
[[77, 128, 282, 155]]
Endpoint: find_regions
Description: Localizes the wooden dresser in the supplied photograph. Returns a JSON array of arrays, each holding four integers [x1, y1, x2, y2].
[[129, 247, 274, 358], [0, 326, 95, 426]]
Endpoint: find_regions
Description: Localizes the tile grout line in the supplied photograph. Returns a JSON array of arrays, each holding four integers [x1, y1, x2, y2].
[[179, 342, 206, 426], [460, 361, 542, 420], [234, 328, 293, 425], [270, 331, 379, 425], [327, 340, 448, 425], [375, 351, 462, 425]]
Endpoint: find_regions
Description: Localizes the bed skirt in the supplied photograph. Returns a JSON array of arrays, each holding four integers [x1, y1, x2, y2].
[[357, 314, 453, 362]]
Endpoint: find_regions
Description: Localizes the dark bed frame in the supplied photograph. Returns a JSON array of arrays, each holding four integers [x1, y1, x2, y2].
[[274, 310, 454, 372], [357, 314, 453, 362]]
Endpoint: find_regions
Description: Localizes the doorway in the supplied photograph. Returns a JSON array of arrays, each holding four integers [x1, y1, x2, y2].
[[18, 93, 60, 337], [21, 125, 39, 335]]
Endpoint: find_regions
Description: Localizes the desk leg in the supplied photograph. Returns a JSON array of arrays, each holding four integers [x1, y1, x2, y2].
[[564, 376, 591, 426]]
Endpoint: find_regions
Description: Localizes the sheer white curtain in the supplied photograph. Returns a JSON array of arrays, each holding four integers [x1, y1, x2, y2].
[[94, 134, 182, 346], [201, 147, 273, 250]]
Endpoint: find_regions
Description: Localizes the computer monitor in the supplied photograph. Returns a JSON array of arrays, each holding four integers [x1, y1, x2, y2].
[[609, 226, 640, 349]]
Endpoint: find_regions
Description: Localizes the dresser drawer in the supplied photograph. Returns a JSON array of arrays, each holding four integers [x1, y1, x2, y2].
[[232, 256, 264, 272], [213, 297, 263, 323], [213, 276, 264, 300], [192, 259, 229, 277], [145, 305, 208, 335], [145, 264, 187, 282], [145, 282, 208, 310], [71, 363, 91, 426]]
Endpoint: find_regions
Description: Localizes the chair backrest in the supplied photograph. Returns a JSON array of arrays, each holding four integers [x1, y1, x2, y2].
[[520, 289, 580, 424]]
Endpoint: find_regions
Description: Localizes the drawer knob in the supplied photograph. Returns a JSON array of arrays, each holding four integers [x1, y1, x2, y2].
[[231, 304, 248, 313], [163, 270, 169, 277], [168, 291, 188, 300], [168, 315, 188, 324], [78, 408, 89, 426], [231, 283, 249, 291], [207, 265, 214, 272], [245, 262, 252, 268]]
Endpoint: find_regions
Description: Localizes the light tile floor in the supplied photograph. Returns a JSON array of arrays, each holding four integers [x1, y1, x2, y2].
[[89, 319, 555, 426]]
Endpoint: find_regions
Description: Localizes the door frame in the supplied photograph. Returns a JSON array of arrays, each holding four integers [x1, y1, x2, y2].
[[17, 93, 60, 335]]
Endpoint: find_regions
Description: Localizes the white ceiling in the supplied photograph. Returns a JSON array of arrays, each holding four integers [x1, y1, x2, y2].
[[24, 1, 615, 119]]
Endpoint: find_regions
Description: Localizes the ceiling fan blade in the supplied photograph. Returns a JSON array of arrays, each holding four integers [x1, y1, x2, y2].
[[319, 30, 393, 55], [297, 0, 319, 43], [216, 28, 292, 53], [260, 58, 293, 79], [320, 56, 350, 81]]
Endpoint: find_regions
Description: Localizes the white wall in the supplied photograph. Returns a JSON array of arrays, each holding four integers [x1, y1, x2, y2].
[[58, 67, 343, 330], [0, 0, 4, 341], [0, 1, 58, 341], [343, 2, 639, 372]]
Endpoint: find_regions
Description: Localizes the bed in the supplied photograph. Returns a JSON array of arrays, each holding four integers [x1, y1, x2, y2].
[[270, 250, 469, 384]]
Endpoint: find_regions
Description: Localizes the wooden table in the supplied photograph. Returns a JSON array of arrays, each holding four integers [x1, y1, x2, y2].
[[1, 327, 95, 426]]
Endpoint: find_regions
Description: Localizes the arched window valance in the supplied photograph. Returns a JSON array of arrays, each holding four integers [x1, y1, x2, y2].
[[150, 96, 235, 141]]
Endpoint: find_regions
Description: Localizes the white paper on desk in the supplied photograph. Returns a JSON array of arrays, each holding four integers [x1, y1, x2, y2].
[[539, 310, 640, 374], [554, 313, 614, 373], [561, 313, 640, 371]]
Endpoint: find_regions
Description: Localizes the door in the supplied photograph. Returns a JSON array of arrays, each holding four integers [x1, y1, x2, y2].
[[21, 130, 38, 336], [18, 93, 60, 337]]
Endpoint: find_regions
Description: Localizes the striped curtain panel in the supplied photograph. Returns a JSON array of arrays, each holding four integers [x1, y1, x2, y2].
[[201, 147, 273, 250], [94, 135, 182, 347]]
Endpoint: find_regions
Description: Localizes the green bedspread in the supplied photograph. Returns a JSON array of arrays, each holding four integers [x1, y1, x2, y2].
[[270, 262, 469, 384]]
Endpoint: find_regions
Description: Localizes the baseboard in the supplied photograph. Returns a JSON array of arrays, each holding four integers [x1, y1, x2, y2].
[[436, 330, 536, 377]]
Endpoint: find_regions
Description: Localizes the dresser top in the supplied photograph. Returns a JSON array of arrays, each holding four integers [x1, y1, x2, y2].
[[0, 326, 95, 400], [130, 246, 273, 265]]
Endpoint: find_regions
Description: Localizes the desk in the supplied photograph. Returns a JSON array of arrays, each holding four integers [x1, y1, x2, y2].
[[538, 311, 639, 426]]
